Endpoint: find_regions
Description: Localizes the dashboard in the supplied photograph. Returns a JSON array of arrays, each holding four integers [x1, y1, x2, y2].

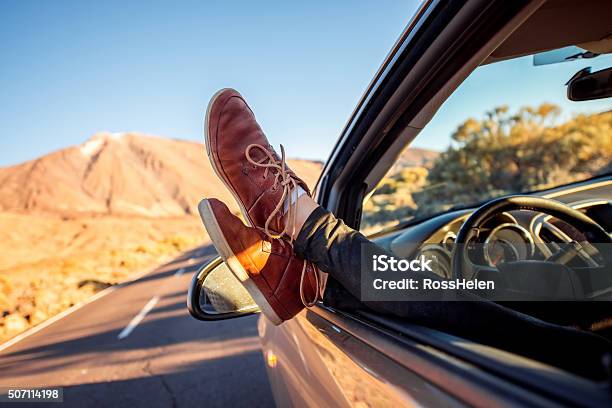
[[381, 177, 612, 280]]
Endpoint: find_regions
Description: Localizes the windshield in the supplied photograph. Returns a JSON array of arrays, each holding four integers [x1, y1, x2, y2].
[[360, 50, 612, 235]]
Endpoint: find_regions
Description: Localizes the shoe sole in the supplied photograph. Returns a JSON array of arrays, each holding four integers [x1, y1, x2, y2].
[[198, 199, 283, 326], [204, 89, 256, 229]]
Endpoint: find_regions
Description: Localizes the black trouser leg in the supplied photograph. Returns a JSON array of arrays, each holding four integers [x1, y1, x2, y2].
[[294, 206, 611, 379]]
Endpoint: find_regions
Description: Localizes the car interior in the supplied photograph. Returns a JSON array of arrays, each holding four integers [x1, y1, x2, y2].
[[317, 0, 612, 386]]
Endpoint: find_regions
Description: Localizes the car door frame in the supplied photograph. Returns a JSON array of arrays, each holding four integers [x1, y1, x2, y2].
[[315, 0, 539, 228]]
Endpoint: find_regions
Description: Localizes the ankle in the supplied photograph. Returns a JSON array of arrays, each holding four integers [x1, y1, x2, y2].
[[285, 194, 318, 241]]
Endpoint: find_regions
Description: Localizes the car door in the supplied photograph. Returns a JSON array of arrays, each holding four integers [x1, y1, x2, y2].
[[258, 308, 468, 407], [259, 0, 612, 407]]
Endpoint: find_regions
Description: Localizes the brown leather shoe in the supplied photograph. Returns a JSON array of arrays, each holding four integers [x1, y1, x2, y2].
[[198, 198, 319, 325], [205, 88, 310, 239]]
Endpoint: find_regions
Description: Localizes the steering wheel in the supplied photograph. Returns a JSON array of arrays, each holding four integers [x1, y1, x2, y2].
[[451, 195, 611, 299]]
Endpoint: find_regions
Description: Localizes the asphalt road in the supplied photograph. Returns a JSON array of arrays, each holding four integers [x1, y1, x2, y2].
[[0, 245, 275, 408]]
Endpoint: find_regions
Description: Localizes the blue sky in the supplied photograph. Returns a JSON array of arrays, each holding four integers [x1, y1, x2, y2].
[[0, 0, 418, 166], [418, 54, 612, 149], [1, 1, 610, 167]]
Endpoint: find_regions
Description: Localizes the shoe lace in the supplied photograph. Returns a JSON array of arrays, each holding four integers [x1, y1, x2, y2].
[[300, 262, 319, 308], [245, 143, 320, 307], [245, 143, 298, 241]]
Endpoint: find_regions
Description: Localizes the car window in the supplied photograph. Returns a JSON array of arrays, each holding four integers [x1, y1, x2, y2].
[[360, 51, 612, 235]]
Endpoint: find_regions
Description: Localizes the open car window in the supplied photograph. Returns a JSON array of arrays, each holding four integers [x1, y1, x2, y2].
[[360, 51, 612, 236]]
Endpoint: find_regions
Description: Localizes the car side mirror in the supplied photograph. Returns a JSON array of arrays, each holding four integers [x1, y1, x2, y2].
[[567, 66, 612, 101], [187, 256, 260, 321]]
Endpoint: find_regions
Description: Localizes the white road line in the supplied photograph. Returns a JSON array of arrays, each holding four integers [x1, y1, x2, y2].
[[117, 296, 160, 340], [174, 268, 185, 277], [0, 285, 117, 354], [0, 265, 160, 354], [0, 245, 210, 352]]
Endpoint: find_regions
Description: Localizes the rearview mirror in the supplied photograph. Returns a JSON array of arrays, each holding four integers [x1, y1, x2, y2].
[[567, 67, 612, 101], [187, 256, 260, 321]]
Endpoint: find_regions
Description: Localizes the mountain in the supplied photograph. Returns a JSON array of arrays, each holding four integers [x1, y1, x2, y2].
[[0, 132, 322, 217], [386, 146, 440, 177], [395, 146, 439, 168]]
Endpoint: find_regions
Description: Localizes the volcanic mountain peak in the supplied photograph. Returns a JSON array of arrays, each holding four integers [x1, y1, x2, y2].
[[0, 132, 322, 217], [93, 131, 126, 139]]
